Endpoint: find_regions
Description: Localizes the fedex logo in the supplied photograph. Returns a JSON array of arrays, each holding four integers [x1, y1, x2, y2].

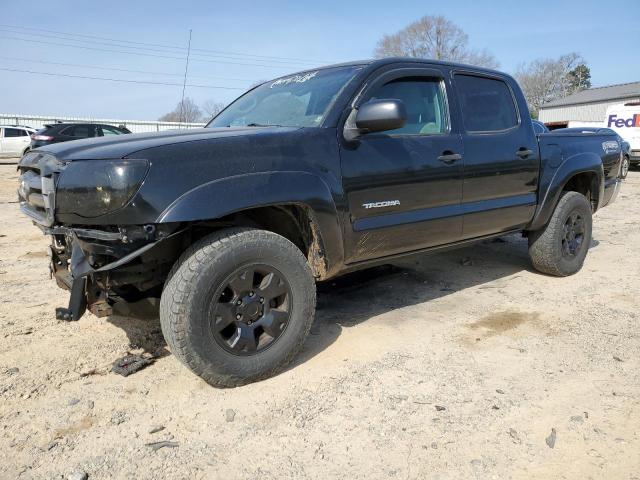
[[607, 113, 640, 128]]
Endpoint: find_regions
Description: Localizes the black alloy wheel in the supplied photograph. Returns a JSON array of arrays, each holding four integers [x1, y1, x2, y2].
[[160, 228, 316, 387], [561, 211, 585, 258], [210, 265, 292, 355]]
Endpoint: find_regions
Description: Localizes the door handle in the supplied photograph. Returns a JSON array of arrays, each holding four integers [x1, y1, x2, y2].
[[516, 148, 533, 158], [437, 152, 462, 164]]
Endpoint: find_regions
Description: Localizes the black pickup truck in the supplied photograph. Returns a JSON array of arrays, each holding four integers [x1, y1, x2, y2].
[[18, 58, 622, 386]]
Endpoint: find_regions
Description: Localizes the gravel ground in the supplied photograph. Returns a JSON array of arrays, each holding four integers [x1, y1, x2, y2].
[[0, 162, 638, 479]]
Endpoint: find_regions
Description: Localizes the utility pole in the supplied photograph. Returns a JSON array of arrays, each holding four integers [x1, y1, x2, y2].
[[179, 29, 193, 126]]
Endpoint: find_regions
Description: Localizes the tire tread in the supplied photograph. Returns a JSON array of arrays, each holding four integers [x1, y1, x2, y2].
[[159, 228, 315, 387], [528, 191, 592, 277]]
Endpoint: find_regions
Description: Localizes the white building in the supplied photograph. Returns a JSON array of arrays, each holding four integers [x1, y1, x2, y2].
[[538, 81, 640, 128]]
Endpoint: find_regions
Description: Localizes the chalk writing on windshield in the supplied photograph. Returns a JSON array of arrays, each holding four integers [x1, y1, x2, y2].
[[270, 71, 318, 88]]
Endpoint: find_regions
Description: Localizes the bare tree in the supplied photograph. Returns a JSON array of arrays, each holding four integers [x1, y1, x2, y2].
[[158, 97, 202, 123], [514, 53, 585, 118], [201, 100, 226, 119], [374, 15, 499, 68]]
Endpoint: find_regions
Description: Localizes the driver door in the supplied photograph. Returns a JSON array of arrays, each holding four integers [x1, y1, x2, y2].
[[340, 67, 464, 263]]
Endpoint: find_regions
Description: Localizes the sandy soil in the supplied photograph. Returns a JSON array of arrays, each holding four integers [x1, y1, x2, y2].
[[0, 161, 638, 479]]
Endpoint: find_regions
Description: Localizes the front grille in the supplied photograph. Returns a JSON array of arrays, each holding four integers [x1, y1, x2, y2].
[[17, 152, 62, 227]]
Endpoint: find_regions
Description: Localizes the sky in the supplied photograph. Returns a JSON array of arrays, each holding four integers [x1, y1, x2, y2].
[[1, 0, 638, 121]]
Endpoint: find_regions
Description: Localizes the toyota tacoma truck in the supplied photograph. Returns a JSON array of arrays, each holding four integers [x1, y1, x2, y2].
[[18, 58, 622, 387]]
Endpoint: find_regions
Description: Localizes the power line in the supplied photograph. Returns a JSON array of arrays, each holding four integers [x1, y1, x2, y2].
[[0, 56, 256, 83], [0, 23, 332, 64], [0, 67, 247, 90], [0, 36, 311, 70], [0, 27, 317, 67], [179, 30, 193, 124], [2, 23, 331, 64]]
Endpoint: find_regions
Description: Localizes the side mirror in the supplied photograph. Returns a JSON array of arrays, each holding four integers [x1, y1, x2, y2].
[[355, 99, 407, 133]]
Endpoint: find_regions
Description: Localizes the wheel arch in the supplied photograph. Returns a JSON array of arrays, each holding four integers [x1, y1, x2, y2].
[[528, 151, 603, 231], [157, 171, 344, 279]]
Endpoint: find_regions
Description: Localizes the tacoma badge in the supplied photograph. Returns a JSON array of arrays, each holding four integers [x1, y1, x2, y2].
[[362, 200, 401, 209]]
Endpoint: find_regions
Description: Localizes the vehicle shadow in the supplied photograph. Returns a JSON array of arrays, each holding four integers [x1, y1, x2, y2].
[[287, 232, 537, 369], [104, 232, 589, 378], [106, 301, 170, 360]]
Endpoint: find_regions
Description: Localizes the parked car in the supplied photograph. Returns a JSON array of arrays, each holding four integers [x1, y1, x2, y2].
[[31, 123, 131, 149], [18, 58, 622, 387], [552, 127, 631, 178], [0, 125, 36, 158], [531, 120, 549, 134]]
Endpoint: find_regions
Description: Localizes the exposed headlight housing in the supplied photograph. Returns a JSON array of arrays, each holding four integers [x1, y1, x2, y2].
[[56, 159, 149, 217]]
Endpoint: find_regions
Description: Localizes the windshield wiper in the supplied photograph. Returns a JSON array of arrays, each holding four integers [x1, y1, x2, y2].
[[245, 122, 282, 127]]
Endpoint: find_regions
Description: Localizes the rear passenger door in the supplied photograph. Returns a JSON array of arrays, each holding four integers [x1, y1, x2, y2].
[[453, 73, 539, 238]]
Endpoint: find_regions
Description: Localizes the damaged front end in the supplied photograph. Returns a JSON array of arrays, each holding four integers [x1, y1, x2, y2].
[[47, 223, 183, 320], [17, 151, 183, 321]]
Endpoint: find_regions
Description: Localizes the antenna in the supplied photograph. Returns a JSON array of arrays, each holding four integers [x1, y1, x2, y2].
[[179, 29, 193, 126]]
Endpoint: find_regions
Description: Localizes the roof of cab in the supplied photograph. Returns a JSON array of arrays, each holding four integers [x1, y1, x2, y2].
[[278, 57, 506, 78]]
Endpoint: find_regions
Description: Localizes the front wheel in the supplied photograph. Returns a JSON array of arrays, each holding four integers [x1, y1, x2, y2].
[[528, 191, 593, 276], [160, 228, 316, 387], [621, 155, 630, 179]]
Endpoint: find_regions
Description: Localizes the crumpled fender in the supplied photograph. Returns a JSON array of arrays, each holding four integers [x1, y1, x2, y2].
[[156, 170, 344, 272], [528, 150, 604, 231]]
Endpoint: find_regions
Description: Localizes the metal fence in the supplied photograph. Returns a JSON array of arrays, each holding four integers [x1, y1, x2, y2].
[[0, 113, 205, 133]]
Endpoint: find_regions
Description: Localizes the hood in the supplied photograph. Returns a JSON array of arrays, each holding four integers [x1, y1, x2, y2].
[[36, 126, 300, 161]]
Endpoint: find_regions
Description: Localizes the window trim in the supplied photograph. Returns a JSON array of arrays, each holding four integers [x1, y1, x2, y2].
[[452, 70, 521, 135], [352, 67, 453, 138]]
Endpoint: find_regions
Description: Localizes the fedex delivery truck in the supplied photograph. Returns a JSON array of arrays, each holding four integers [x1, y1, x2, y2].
[[606, 103, 640, 166]]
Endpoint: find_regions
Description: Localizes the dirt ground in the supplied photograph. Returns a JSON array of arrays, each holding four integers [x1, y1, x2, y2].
[[0, 160, 638, 480]]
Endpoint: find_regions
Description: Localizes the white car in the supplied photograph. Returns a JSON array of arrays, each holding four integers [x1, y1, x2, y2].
[[0, 125, 36, 158]]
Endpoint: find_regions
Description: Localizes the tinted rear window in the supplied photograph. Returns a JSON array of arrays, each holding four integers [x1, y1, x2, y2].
[[4, 128, 25, 137], [455, 75, 518, 132], [63, 125, 94, 137]]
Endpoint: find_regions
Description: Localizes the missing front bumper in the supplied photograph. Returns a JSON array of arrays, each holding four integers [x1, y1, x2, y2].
[[52, 236, 159, 320], [49, 225, 185, 321]]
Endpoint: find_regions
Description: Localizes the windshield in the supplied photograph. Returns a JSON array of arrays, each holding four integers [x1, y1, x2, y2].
[[208, 66, 362, 128]]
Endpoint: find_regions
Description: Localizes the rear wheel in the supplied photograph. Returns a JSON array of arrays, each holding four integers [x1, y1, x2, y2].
[[528, 191, 592, 276], [621, 155, 630, 179], [160, 228, 316, 387]]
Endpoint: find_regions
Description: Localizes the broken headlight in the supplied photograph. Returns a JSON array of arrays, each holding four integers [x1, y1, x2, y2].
[[56, 159, 149, 217]]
